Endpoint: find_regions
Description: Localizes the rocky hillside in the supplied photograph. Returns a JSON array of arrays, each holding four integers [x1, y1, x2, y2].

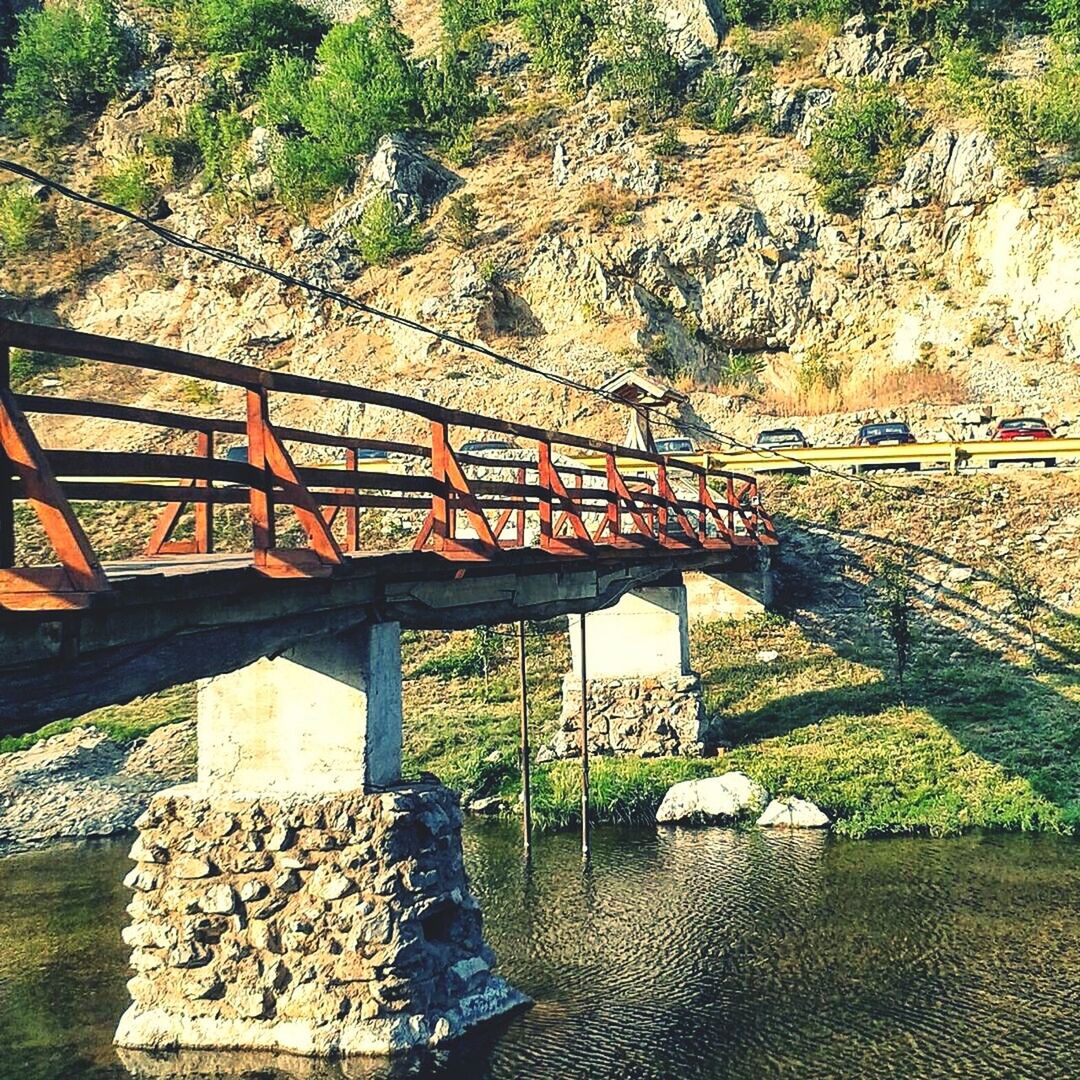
[[1, 0, 1079, 453]]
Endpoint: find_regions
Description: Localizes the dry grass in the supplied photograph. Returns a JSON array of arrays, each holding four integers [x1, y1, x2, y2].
[[765, 365, 969, 416]]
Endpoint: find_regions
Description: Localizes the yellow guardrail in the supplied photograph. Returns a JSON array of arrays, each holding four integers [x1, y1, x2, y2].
[[567, 438, 1080, 476]]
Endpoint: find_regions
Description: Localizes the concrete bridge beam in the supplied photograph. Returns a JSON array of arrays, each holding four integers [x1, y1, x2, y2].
[[548, 584, 713, 761], [115, 622, 526, 1058]]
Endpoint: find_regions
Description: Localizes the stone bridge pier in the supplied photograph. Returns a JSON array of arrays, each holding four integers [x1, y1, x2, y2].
[[549, 583, 714, 760], [115, 622, 526, 1058], [547, 557, 774, 761]]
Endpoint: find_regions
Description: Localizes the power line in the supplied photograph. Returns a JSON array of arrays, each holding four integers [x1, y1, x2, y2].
[[0, 158, 1041, 509]]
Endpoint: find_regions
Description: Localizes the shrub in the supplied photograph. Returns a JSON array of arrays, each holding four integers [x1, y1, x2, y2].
[[0, 183, 44, 254], [187, 90, 251, 192], [598, 0, 681, 122], [100, 158, 159, 212], [3, 0, 138, 141], [176, 0, 326, 80], [693, 69, 742, 132], [981, 81, 1042, 178], [809, 81, 920, 213], [351, 194, 424, 264], [1046, 0, 1080, 42], [443, 192, 481, 248], [1039, 54, 1080, 157], [796, 348, 847, 396], [937, 37, 990, 111], [420, 39, 491, 137], [260, 2, 423, 209], [440, 0, 511, 39], [8, 348, 80, 389], [716, 349, 766, 390], [519, 0, 600, 85]]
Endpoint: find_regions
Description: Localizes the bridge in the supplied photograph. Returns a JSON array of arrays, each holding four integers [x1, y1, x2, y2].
[[0, 319, 777, 1058]]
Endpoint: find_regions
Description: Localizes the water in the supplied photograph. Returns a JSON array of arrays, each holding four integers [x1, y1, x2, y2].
[[2, 825, 1079, 1079]]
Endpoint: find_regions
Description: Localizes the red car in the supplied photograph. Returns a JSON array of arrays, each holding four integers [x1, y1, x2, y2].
[[988, 418, 1056, 468]]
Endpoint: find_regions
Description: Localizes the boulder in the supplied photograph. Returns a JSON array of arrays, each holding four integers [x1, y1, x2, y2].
[[819, 14, 931, 84], [756, 797, 830, 828], [655, 0, 726, 75], [656, 771, 767, 824], [326, 133, 461, 234]]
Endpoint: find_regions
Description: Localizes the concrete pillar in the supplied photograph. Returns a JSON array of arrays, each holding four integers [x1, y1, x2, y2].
[[546, 585, 714, 761], [197, 623, 402, 795], [115, 622, 526, 1058]]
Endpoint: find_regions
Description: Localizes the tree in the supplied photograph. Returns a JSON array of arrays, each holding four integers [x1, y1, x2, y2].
[[997, 554, 1044, 666], [871, 557, 916, 704]]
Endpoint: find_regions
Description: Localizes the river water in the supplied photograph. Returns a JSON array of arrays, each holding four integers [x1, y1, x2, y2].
[[2, 824, 1079, 1079]]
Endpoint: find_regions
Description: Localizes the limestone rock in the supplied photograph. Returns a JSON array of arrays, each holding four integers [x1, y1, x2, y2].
[[326, 133, 461, 235], [656, 771, 768, 824], [757, 796, 830, 828], [655, 0, 726, 74], [819, 14, 931, 84]]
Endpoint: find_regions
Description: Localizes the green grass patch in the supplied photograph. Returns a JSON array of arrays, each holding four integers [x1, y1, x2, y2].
[[0, 683, 194, 753]]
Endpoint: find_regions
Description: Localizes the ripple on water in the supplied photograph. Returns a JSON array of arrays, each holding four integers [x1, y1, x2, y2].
[[2, 826, 1079, 1079]]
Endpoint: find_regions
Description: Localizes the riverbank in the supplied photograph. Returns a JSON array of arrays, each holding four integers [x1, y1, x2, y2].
[[2, 474, 1076, 847]]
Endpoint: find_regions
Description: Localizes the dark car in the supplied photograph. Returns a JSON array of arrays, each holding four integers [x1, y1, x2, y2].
[[754, 427, 809, 450], [988, 417, 1056, 469], [854, 422, 918, 473], [458, 439, 518, 455], [654, 437, 695, 455]]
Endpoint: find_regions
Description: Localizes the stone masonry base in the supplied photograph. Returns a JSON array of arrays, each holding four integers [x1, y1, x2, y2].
[[115, 783, 527, 1056], [542, 673, 713, 761]]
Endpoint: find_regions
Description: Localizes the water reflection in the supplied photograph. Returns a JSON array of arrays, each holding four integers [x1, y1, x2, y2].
[[2, 826, 1080, 1079]]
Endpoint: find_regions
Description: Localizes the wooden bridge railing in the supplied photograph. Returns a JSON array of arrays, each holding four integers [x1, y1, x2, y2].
[[0, 319, 776, 611]]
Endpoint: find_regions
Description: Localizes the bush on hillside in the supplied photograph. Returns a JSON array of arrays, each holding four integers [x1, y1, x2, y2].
[[0, 183, 44, 254], [598, 0, 681, 122], [440, 0, 513, 39], [350, 194, 425, 264], [175, 0, 326, 80], [1046, 0, 1080, 42], [260, 2, 423, 209], [808, 81, 921, 213], [187, 94, 251, 192], [3, 0, 138, 141], [420, 39, 493, 137], [99, 158, 159, 212], [519, 0, 600, 84]]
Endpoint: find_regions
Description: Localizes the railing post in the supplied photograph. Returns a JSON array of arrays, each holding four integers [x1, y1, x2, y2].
[[431, 421, 452, 549], [345, 448, 360, 553], [538, 441, 553, 548], [726, 475, 735, 536], [605, 453, 620, 540], [697, 473, 708, 544], [657, 460, 669, 542], [194, 429, 214, 555], [246, 388, 275, 564], [0, 345, 13, 568], [515, 466, 526, 548]]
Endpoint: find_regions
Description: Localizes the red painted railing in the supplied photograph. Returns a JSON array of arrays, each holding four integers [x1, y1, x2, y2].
[[0, 320, 775, 611]]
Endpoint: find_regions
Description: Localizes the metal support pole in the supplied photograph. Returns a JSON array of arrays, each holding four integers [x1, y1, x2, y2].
[[517, 620, 532, 863], [0, 346, 13, 568], [579, 613, 590, 860]]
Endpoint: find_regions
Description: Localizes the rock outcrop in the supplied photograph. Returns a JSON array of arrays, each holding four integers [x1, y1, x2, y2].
[[325, 133, 462, 235], [0, 723, 195, 855], [819, 14, 931, 83], [655, 771, 767, 824]]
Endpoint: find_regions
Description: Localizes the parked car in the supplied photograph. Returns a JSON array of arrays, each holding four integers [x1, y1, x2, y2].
[[458, 439, 518, 455], [988, 417, 1056, 469], [654, 437, 695, 455], [754, 427, 809, 450], [853, 421, 919, 473]]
